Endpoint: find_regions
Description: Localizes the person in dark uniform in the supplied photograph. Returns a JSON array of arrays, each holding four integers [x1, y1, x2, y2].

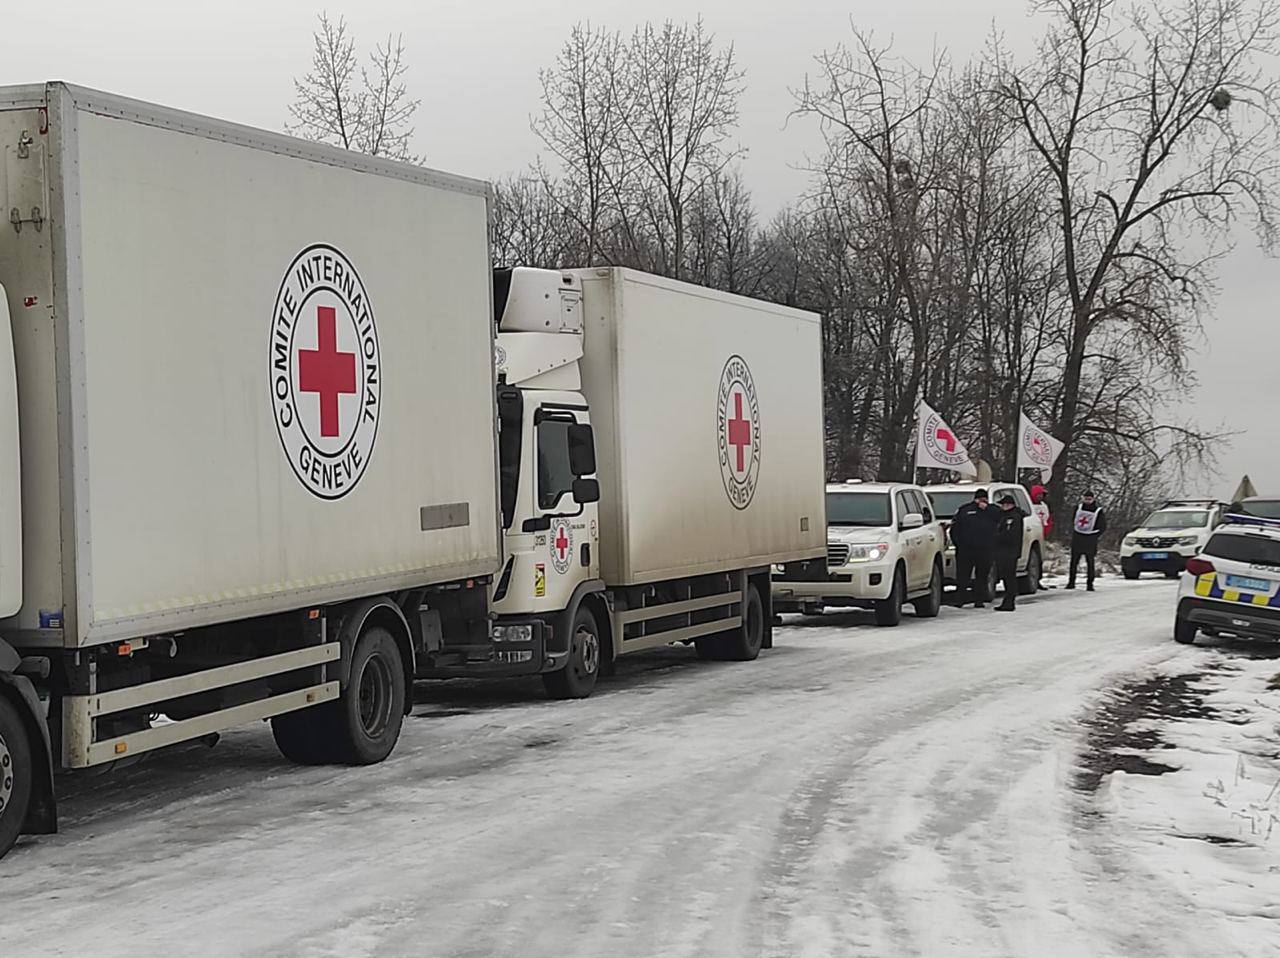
[[994, 494, 1026, 611], [950, 488, 998, 607], [1067, 490, 1107, 591]]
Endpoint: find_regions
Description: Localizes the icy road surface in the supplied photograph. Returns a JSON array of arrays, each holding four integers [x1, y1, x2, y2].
[[1, 579, 1275, 957]]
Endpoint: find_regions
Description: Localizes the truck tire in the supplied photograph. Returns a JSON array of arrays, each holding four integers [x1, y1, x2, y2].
[[543, 606, 601, 699], [1018, 546, 1042, 595], [0, 696, 34, 860], [874, 568, 905, 627], [912, 561, 943, 618], [274, 626, 406, 765], [721, 583, 765, 661], [1174, 617, 1198, 645]]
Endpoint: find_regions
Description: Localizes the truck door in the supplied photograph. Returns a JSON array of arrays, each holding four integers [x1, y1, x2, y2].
[[534, 405, 599, 603]]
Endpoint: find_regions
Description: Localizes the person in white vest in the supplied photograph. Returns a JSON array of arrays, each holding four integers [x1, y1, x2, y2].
[[1067, 490, 1107, 591]]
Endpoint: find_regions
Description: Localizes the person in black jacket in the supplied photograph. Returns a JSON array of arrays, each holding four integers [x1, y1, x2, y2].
[[993, 494, 1026, 611], [949, 488, 998, 607], [1067, 490, 1107, 591]]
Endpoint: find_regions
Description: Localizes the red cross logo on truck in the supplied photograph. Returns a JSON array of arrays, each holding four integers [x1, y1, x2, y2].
[[270, 243, 381, 501], [728, 393, 752, 472], [298, 306, 357, 437], [549, 519, 574, 574], [717, 355, 761, 511]]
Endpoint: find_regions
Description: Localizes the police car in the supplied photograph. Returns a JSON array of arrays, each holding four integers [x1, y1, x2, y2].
[[1120, 499, 1225, 580], [1174, 513, 1280, 645]]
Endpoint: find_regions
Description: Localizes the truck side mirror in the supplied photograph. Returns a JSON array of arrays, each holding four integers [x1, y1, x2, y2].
[[572, 478, 600, 505], [568, 424, 597, 477]]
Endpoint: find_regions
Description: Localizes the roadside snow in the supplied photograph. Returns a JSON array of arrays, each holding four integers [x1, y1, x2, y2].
[[1081, 648, 1280, 954]]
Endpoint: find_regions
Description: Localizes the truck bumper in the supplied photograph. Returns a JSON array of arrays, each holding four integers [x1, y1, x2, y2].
[[417, 618, 552, 678], [1180, 597, 1280, 641], [772, 561, 895, 608]]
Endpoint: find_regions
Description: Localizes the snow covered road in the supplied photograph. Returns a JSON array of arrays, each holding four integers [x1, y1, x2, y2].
[[2, 579, 1275, 957]]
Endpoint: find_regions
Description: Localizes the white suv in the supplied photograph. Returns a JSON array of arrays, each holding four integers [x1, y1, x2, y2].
[[1120, 499, 1225, 579], [772, 482, 945, 626], [1174, 516, 1280, 644], [924, 482, 1045, 596]]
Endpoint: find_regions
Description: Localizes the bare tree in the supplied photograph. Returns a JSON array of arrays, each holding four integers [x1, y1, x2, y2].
[[287, 13, 422, 162], [613, 19, 746, 279], [995, 0, 1280, 510]]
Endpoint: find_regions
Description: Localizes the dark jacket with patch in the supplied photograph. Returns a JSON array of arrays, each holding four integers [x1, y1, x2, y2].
[[993, 507, 1026, 556], [950, 501, 999, 555]]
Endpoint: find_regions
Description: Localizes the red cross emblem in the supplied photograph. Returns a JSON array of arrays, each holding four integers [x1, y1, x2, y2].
[[727, 392, 753, 473], [298, 305, 357, 438], [934, 427, 957, 454], [1077, 513, 1090, 529], [555, 526, 570, 561]]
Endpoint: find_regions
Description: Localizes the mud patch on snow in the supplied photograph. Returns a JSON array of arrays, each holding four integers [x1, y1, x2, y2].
[[1073, 671, 1216, 793]]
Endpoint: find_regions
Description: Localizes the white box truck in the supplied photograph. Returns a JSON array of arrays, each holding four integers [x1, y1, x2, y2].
[[0, 85, 826, 859], [469, 267, 827, 697], [0, 83, 504, 858]]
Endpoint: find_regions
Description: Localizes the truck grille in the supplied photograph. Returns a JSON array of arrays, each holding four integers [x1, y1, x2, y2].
[[1137, 537, 1178, 548], [827, 542, 850, 567]]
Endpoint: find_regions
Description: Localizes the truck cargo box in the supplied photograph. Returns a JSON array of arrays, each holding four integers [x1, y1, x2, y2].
[[577, 268, 826, 585], [0, 83, 501, 648]]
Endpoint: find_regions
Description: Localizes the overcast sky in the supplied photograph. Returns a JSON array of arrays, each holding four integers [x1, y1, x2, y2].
[[6, 0, 1275, 500]]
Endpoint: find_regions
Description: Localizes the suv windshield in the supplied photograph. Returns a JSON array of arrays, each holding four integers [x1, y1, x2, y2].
[[1204, 533, 1280, 567], [1239, 499, 1280, 519], [927, 491, 977, 520], [827, 492, 892, 527], [1143, 509, 1209, 529]]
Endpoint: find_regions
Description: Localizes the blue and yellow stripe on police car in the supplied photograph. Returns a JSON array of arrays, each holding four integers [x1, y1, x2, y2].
[[1194, 573, 1280, 607]]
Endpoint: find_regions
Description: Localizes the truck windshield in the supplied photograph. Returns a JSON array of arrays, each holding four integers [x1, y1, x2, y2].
[[926, 491, 975, 520], [1144, 510, 1208, 529], [1204, 533, 1280, 567], [827, 492, 891, 527]]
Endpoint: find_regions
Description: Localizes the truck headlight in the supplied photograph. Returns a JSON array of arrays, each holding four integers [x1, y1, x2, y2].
[[849, 543, 890, 562], [492, 623, 534, 643]]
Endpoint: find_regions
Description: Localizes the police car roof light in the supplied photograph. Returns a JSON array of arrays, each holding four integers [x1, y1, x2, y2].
[[1222, 512, 1280, 531]]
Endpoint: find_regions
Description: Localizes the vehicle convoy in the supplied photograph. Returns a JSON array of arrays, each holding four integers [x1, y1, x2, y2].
[[1120, 499, 1225, 580], [772, 482, 945, 626], [0, 84, 825, 858], [924, 482, 1045, 596], [1174, 514, 1280, 645]]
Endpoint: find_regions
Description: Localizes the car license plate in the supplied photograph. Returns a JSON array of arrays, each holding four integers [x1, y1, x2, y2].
[[1226, 574, 1271, 593], [1140, 552, 1169, 560]]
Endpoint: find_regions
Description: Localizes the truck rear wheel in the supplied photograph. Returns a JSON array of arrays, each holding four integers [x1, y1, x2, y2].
[[272, 625, 406, 765], [543, 606, 602, 699], [1018, 547, 1042, 595], [0, 696, 34, 860], [722, 583, 765, 661]]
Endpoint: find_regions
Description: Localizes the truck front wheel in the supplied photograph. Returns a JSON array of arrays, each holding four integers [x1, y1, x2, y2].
[[0, 696, 34, 860], [543, 606, 602, 699]]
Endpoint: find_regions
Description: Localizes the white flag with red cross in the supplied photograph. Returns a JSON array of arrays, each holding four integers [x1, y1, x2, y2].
[[1016, 412, 1065, 483], [915, 401, 977, 478]]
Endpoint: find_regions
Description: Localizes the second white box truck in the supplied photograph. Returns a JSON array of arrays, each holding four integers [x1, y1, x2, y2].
[[0, 83, 825, 860]]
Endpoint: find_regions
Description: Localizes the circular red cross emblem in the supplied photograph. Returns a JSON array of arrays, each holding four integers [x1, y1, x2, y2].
[[549, 519, 574, 574], [270, 243, 381, 500], [717, 355, 760, 510], [922, 412, 966, 467]]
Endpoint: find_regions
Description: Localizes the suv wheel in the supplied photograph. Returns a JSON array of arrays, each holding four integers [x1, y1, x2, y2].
[[874, 567, 904, 627], [1174, 617, 1197, 645], [1018, 546, 1042, 595], [912, 561, 943, 618]]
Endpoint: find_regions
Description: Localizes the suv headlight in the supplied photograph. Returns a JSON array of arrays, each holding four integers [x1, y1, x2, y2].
[[849, 542, 891, 562], [1124, 536, 1138, 546], [1176, 536, 1199, 547]]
